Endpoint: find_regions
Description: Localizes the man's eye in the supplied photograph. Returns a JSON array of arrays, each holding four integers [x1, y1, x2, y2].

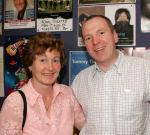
[[85, 36, 92, 41], [98, 31, 104, 35]]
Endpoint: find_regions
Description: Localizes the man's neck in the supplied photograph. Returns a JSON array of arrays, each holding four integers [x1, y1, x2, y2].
[[98, 51, 119, 72]]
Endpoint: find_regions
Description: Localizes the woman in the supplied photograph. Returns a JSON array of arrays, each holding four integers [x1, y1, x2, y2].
[[0, 32, 85, 135], [13, 0, 28, 20]]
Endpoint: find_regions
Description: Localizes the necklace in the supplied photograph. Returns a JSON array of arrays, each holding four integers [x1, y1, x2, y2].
[[45, 102, 50, 111]]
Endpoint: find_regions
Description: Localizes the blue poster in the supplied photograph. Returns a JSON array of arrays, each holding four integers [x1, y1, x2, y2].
[[69, 51, 94, 85]]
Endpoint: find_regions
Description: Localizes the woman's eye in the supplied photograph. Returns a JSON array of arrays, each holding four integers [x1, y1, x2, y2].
[[40, 59, 46, 62], [53, 58, 60, 63]]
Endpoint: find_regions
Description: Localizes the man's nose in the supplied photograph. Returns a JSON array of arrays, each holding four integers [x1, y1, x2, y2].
[[92, 35, 100, 45]]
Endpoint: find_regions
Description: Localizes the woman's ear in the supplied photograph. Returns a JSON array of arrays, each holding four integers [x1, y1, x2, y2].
[[28, 66, 32, 72]]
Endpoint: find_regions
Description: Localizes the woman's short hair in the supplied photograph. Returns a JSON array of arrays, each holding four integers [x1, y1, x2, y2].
[[22, 32, 65, 78]]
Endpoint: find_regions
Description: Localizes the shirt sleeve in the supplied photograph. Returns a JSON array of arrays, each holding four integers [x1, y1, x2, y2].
[[71, 89, 85, 130], [143, 103, 150, 135], [144, 60, 150, 101], [0, 92, 23, 135], [143, 60, 150, 135], [71, 74, 80, 97]]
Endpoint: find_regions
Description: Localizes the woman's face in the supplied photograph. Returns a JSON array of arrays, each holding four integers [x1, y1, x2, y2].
[[117, 12, 128, 22], [29, 49, 61, 86], [13, 0, 26, 12]]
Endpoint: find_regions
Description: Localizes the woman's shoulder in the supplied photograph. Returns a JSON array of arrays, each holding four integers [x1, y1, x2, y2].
[[2, 91, 24, 109], [56, 83, 74, 95], [57, 83, 72, 91]]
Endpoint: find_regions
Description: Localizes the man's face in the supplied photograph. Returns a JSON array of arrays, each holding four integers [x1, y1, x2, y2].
[[82, 17, 118, 67], [13, 0, 26, 12]]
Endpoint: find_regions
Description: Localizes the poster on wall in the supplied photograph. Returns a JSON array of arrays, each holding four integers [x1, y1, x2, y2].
[[4, 36, 29, 96], [106, 4, 135, 46], [78, 5, 105, 46], [0, 47, 4, 97], [0, 0, 2, 35], [37, 0, 73, 32], [141, 0, 150, 33], [119, 47, 150, 60], [69, 51, 94, 85], [78, 4, 136, 46], [4, 0, 35, 29], [79, 0, 136, 4]]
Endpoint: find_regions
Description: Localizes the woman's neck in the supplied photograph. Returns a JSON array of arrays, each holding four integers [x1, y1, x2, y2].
[[31, 79, 54, 97]]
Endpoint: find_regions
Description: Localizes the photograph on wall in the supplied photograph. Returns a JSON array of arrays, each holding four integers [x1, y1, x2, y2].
[[69, 51, 94, 85], [78, 4, 136, 47], [0, 0, 2, 35], [0, 47, 4, 97], [119, 47, 150, 60], [141, 0, 150, 33], [79, 0, 136, 5], [4, 36, 29, 96], [106, 4, 136, 46], [78, 5, 105, 46], [4, 0, 35, 29], [37, 0, 73, 32]]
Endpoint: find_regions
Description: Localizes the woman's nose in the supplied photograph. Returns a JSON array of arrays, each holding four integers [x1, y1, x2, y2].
[[47, 61, 54, 70]]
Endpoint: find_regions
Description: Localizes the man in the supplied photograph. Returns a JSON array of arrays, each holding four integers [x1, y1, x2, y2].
[[71, 15, 150, 135]]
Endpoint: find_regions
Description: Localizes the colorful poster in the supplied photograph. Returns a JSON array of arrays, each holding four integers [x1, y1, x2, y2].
[[4, 0, 35, 29], [78, 4, 136, 46], [69, 51, 94, 85], [4, 36, 29, 96], [0, 0, 2, 35], [0, 47, 4, 97], [37, 0, 73, 32]]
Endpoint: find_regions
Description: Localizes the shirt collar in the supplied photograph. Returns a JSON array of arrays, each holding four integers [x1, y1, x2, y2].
[[92, 50, 124, 77], [26, 80, 64, 106], [52, 83, 64, 101], [114, 50, 124, 74]]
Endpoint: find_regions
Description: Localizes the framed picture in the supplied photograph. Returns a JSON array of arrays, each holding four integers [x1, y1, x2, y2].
[[4, 0, 35, 29], [69, 51, 94, 85], [37, 0, 73, 32], [0, 46, 4, 97]]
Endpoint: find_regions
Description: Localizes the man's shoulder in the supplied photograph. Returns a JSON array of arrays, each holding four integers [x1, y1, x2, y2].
[[72, 65, 95, 84], [77, 64, 95, 76], [124, 55, 150, 66]]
